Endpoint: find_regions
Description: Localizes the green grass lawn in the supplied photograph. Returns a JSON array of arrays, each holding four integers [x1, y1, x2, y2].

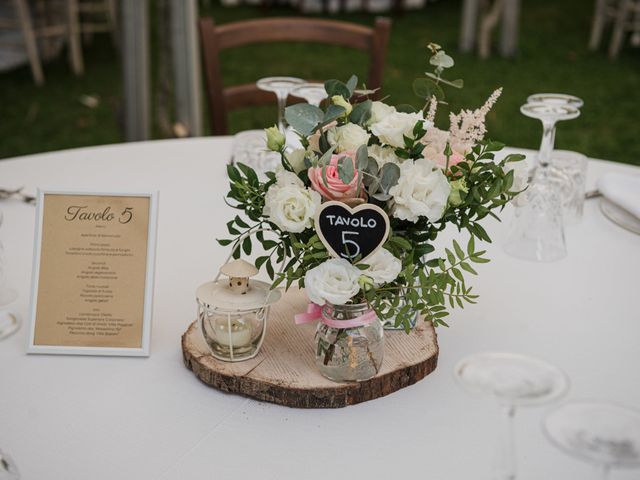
[[1, 0, 639, 165]]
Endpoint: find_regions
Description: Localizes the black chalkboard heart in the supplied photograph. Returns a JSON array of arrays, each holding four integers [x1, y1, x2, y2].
[[315, 201, 390, 264]]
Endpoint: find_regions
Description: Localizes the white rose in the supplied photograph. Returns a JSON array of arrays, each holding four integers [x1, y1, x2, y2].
[[370, 111, 431, 148], [503, 159, 529, 207], [263, 171, 321, 233], [285, 148, 307, 173], [304, 258, 361, 306], [389, 158, 451, 223], [368, 144, 402, 168], [362, 248, 402, 286], [327, 123, 371, 153], [368, 101, 396, 125]]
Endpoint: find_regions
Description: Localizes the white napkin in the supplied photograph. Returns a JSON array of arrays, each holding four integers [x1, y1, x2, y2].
[[597, 173, 640, 219]]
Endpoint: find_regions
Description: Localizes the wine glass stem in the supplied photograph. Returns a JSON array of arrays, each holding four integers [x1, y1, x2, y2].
[[276, 93, 287, 134], [538, 119, 557, 169], [496, 404, 517, 480]]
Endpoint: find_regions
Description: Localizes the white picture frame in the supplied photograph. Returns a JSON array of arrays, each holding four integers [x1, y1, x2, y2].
[[27, 190, 159, 357]]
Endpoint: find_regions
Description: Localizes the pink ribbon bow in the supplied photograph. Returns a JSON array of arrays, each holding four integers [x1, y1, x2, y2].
[[294, 303, 377, 329]]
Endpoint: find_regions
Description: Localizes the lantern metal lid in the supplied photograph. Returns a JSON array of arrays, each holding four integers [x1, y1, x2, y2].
[[196, 278, 281, 312], [196, 258, 281, 311]]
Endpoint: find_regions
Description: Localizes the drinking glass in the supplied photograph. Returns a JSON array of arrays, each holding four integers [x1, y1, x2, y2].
[[256, 76, 304, 133], [455, 352, 569, 480], [503, 102, 580, 262], [0, 210, 20, 340], [0, 448, 20, 479], [543, 401, 640, 480], [230, 130, 281, 175], [290, 82, 328, 107], [552, 150, 588, 225], [526, 94, 587, 225]]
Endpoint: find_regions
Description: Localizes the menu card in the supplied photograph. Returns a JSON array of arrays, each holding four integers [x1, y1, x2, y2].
[[27, 191, 158, 356]]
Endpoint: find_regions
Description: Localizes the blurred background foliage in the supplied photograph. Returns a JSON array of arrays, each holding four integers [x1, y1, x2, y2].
[[1, 0, 639, 165]]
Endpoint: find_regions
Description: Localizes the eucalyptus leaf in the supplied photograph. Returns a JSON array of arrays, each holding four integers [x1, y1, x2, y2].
[[356, 144, 369, 170], [424, 72, 463, 89], [367, 157, 379, 176], [324, 79, 350, 99], [379, 163, 400, 192], [319, 131, 331, 154], [346, 75, 358, 95], [317, 145, 337, 166], [429, 50, 454, 69], [337, 156, 355, 184], [395, 103, 419, 113], [321, 104, 347, 126], [284, 104, 324, 136], [350, 100, 372, 125], [412, 78, 444, 100]]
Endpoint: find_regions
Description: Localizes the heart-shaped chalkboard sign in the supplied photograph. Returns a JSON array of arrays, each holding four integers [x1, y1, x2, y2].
[[315, 201, 390, 264]]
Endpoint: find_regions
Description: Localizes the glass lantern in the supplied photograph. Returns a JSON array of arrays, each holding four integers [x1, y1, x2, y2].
[[197, 259, 280, 362]]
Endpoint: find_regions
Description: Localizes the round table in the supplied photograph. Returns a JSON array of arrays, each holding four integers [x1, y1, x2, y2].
[[0, 138, 638, 480]]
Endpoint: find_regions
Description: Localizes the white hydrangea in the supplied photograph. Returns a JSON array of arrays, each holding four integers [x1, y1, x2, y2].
[[367, 101, 396, 125], [304, 258, 361, 306], [370, 111, 431, 149], [368, 144, 402, 169], [362, 248, 402, 286], [263, 171, 321, 233], [389, 158, 451, 223]]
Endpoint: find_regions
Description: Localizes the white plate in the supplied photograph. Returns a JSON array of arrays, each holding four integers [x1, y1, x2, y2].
[[600, 198, 640, 235]]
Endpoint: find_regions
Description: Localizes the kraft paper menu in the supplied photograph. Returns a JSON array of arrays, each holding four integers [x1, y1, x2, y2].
[[31, 193, 152, 350]]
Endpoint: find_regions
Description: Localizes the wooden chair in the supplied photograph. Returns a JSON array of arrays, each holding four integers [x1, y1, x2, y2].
[[0, 0, 83, 86], [198, 16, 392, 136], [609, 0, 640, 58]]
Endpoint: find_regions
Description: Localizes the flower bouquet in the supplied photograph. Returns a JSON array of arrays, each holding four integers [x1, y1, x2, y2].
[[219, 45, 527, 381]]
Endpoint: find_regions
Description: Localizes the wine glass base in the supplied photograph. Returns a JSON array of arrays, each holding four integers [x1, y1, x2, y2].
[[0, 310, 20, 340], [544, 401, 640, 471], [454, 352, 569, 406], [503, 240, 567, 263]]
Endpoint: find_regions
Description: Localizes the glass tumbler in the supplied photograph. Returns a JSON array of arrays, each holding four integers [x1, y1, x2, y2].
[[552, 150, 588, 225]]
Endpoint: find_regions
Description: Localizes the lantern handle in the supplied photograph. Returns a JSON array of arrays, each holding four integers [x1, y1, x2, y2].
[[215, 227, 288, 283]]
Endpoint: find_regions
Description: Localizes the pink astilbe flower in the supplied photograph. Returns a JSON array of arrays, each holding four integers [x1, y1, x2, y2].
[[448, 88, 502, 149], [426, 95, 438, 124]]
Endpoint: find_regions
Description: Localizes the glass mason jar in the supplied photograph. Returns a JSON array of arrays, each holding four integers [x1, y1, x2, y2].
[[381, 294, 418, 330], [314, 303, 384, 382]]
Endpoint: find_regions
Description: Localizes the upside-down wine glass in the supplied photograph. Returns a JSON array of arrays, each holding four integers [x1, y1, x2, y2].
[[0, 209, 20, 340], [455, 352, 569, 480], [290, 82, 328, 107], [256, 76, 304, 133], [503, 102, 580, 262], [543, 401, 640, 480], [526, 94, 586, 225]]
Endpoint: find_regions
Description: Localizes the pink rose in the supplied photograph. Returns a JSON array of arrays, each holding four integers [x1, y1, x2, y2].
[[431, 152, 465, 171], [308, 152, 363, 201]]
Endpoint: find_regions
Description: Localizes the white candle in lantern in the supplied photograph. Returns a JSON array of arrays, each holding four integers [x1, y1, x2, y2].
[[212, 315, 253, 348]]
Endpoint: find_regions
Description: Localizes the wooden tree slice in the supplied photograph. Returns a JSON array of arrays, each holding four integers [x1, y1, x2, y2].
[[182, 288, 439, 408]]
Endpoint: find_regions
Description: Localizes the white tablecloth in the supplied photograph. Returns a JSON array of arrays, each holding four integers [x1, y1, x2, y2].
[[0, 138, 639, 479]]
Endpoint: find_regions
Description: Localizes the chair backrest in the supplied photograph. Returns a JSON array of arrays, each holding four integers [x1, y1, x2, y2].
[[198, 16, 392, 135]]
